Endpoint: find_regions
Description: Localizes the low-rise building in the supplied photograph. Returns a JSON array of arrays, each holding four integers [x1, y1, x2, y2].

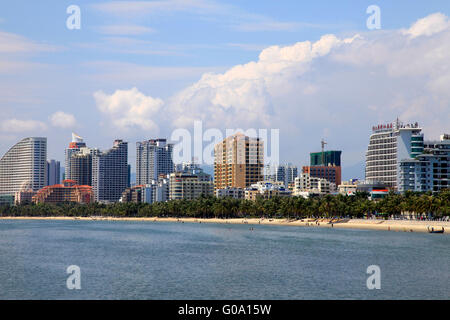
[[244, 181, 291, 201], [302, 165, 341, 186], [121, 175, 169, 204], [0, 194, 14, 206], [14, 190, 37, 204], [293, 173, 336, 197], [169, 169, 213, 201], [338, 179, 359, 196], [33, 180, 93, 204], [215, 187, 245, 199]]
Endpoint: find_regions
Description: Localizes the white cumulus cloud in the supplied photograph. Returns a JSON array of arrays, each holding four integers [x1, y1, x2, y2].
[[166, 33, 360, 128], [403, 12, 450, 38], [94, 87, 164, 132], [50, 111, 77, 129]]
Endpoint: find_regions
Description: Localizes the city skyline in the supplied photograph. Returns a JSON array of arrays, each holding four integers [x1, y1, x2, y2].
[[1, 1, 449, 304], [1, 117, 447, 184], [0, 1, 450, 181]]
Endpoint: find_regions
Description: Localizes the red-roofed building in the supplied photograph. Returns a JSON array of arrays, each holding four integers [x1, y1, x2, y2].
[[32, 180, 93, 204]]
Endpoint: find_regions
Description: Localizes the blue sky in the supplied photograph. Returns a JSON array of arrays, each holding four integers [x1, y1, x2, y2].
[[1, 0, 450, 179]]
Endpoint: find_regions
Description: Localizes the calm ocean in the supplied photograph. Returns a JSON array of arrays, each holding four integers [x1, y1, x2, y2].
[[0, 219, 448, 300]]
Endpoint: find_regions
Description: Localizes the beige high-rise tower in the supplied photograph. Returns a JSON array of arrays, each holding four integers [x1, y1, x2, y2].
[[214, 133, 264, 190]]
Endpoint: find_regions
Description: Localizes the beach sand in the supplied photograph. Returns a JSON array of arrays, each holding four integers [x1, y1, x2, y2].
[[0, 216, 448, 234]]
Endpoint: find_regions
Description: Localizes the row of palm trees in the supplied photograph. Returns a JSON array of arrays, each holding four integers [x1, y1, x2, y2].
[[1, 189, 449, 219]]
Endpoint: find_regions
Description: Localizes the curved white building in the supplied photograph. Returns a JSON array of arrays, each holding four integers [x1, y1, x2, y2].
[[0, 137, 47, 195]]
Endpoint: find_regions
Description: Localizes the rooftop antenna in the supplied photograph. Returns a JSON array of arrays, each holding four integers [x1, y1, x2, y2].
[[321, 139, 327, 166]]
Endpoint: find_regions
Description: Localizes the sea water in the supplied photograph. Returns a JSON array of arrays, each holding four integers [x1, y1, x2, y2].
[[0, 219, 448, 299]]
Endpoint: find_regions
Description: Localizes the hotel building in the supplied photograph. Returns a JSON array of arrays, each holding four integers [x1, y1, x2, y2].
[[398, 134, 449, 192], [365, 120, 423, 191], [92, 140, 128, 203], [0, 137, 47, 195], [33, 180, 93, 204], [214, 133, 264, 190]]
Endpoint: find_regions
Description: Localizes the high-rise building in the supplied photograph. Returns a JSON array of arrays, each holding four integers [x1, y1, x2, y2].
[[274, 164, 298, 188], [305, 147, 342, 186], [310, 150, 342, 166], [136, 139, 174, 185], [214, 133, 264, 190], [69, 148, 95, 186], [0, 137, 47, 195], [365, 119, 423, 191], [398, 134, 450, 192], [92, 140, 128, 203], [65, 133, 86, 181], [46, 160, 61, 186], [127, 164, 131, 188]]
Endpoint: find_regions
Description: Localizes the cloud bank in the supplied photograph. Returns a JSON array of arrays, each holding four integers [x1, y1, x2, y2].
[[94, 13, 450, 172], [0, 119, 47, 133]]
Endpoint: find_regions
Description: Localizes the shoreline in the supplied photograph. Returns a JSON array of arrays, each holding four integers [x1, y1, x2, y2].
[[0, 216, 448, 234]]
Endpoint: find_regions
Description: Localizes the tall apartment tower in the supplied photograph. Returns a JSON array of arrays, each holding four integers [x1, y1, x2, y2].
[[136, 139, 174, 185], [365, 119, 423, 191], [46, 160, 61, 186], [92, 140, 128, 203], [303, 148, 342, 187], [0, 137, 47, 195], [214, 133, 264, 190], [275, 164, 298, 188], [69, 148, 95, 186], [65, 133, 86, 180], [310, 151, 342, 166]]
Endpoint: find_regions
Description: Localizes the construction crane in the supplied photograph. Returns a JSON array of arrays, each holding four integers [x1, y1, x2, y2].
[[321, 139, 327, 166]]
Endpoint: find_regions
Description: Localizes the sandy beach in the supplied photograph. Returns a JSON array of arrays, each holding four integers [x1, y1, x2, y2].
[[1, 216, 448, 234]]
